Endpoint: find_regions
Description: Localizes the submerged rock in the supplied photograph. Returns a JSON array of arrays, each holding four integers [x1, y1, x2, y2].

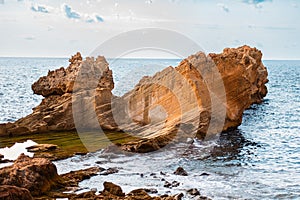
[[174, 167, 188, 176]]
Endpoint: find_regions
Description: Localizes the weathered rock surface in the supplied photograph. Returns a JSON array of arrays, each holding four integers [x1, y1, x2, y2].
[[0, 46, 268, 153], [0, 185, 33, 200], [0, 153, 63, 196], [119, 45, 268, 152], [0, 52, 117, 136]]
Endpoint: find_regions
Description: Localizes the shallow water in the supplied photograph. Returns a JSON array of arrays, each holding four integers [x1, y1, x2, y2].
[[0, 58, 299, 199]]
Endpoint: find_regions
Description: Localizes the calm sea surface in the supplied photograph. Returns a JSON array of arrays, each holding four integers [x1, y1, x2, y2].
[[0, 57, 299, 199]]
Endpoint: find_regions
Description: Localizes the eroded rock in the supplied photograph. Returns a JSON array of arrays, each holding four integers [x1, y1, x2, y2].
[[0, 153, 63, 196], [0, 52, 117, 137]]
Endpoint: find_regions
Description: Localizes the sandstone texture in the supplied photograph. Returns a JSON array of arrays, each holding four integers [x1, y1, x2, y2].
[[0, 52, 117, 137], [0, 46, 268, 153], [118, 45, 268, 152]]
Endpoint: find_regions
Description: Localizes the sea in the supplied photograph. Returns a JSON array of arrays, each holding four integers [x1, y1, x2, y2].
[[0, 57, 299, 200]]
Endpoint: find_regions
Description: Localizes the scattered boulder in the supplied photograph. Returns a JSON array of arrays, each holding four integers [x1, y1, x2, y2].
[[102, 181, 125, 197], [100, 167, 119, 175], [187, 188, 200, 196], [174, 167, 188, 176]]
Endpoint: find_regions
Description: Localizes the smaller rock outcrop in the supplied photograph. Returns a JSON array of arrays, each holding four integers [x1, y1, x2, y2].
[[0, 52, 117, 136], [0, 154, 63, 196], [0, 185, 33, 200]]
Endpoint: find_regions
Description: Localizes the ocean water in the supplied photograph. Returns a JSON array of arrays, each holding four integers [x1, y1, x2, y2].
[[0, 58, 299, 199]]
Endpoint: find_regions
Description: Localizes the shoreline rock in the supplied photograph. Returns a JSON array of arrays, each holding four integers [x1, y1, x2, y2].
[[0, 155, 192, 199]]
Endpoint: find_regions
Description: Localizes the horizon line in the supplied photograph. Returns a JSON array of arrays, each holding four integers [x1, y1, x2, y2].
[[0, 56, 300, 61]]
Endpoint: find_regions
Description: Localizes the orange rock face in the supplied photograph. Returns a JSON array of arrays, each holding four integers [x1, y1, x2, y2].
[[117, 45, 268, 152], [0, 53, 117, 136]]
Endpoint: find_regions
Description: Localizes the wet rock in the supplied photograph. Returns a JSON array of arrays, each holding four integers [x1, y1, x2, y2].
[[164, 181, 180, 188], [26, 143, 58, 152], [127, 189, 152, 199], [200, 172, 210, 176], [102, 181, 125, 197], [0, 153, 63, 196], [74, 152, 87, 156], [172, 181, 180, 187], [100, 167, 119, 175], [160, 171, 166, 175], [174, 167, 188, 176], [0, 154, 3, 159], [143, 188, 158, 194], [195, 196, 212, 200], [0, 185, 33, 200], [62, 167, 103, 187], [69, 191, 96, 200], [173, 193, 184, 200], [187, 188, 200, 196], [164, 181, 172, 188]]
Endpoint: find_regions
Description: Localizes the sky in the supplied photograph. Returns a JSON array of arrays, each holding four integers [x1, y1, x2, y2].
[[0, 0, 299, 59]]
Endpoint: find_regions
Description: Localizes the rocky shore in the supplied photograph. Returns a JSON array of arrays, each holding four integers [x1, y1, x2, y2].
[[0, 45, 268, 199], [0, 154, 210, 200]]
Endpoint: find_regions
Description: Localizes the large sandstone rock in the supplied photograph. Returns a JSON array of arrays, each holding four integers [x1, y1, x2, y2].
[[0, 154, 63, 196], [0, 52, 117, 136], [117, 45, 268, 152]]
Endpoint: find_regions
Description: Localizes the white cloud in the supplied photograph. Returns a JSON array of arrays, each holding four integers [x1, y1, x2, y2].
[[84, 14, 104, 23], [62, 4, 81, 19], [31, 4, 51, 13], [24, 36, 36, 40]]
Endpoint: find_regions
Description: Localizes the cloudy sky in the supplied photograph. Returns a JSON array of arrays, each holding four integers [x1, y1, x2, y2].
[[0, 0, 299, 59]]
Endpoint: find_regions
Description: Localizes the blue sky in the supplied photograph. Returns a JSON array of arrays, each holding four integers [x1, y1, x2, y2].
[[0, 0, 299, 59]]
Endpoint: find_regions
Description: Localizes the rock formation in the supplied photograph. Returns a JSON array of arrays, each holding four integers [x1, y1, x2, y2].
[[0, 46, 268, 153], [0, 155, 185, 199], [118, 45, 268, 152], [0, 52, 117, 136], [0, 154, 63, 196]]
